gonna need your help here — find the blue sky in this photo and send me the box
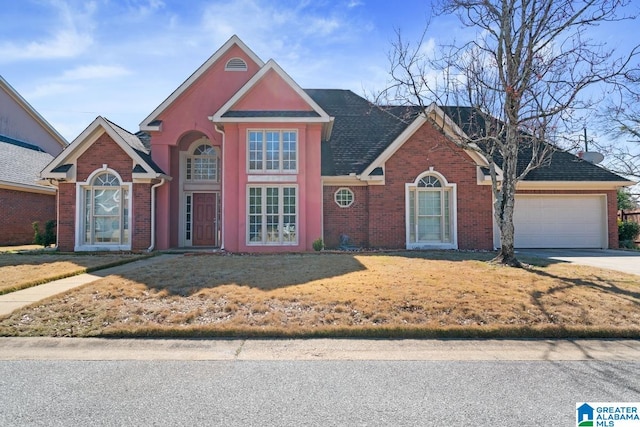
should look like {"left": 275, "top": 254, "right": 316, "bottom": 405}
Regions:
{"left": 1, "top": 0, "right": 638, "bottom": 144}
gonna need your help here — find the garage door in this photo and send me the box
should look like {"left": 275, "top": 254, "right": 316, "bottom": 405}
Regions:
{"left": 513, "top": 195, "right": 606, "bottom": 248}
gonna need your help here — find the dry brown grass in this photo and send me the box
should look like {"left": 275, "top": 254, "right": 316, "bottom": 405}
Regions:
{"left": 0, "top": 251, "right": 639, "bottom": 338}
{"left": 0, "top": 253, "right": 147, "bottom": 295}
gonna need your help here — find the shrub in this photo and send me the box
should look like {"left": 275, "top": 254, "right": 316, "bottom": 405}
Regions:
{"left": 33, "top": 220, "right": 57, "bottom": 247}
{"left": 618, "top": 220, "right": 640, "bottom": 248}
{"left": 312, "top": 238, "right": 324, "bottom": 252}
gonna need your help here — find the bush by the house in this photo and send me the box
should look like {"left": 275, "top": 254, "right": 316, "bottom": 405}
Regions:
{"left": 32, "top": 220, "right": 56, "bottom": 247}
{"left": 312, "top": 238, "right": 324, "bottom": 251}
{"left": 618, "top": 219, "right": 640, "bottom": 249}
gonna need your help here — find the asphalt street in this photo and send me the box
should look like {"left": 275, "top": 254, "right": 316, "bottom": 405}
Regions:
{"left": 1, "top": 359, "right": 638, "bottom": 426}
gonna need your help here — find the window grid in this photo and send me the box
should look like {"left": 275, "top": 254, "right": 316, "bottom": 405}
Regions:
{"left": 409, "top": 175, "right": 451, "bottom": 244}
{"left": 334, "top": 188, "right": 354, "bottom": 208}
{"left": 187, "top": 144, "right": 219, "bottom": 182}
{"left": 248, "top": 130, "right": 297, "bottom": 172}
{"left": 248, "top": 186, "right": 297, "bottom": 245}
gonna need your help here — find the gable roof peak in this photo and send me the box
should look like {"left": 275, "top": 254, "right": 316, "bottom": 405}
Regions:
{"left": 140, "top": 35, "right": 264, "bottom": 130}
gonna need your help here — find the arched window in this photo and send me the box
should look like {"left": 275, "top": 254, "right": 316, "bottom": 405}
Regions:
{"left": 186, "top": 144, "right": 220, "bottom": 181}
{"left": 82, "top": 171, "right": 129, "bottom": 246}
{"left": 407, "top": 172, "right": 455, "bottom": 247}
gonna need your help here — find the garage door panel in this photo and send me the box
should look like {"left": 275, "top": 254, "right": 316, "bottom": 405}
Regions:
{"left": 513, "top": 196, "right": 606, "bottom": 248}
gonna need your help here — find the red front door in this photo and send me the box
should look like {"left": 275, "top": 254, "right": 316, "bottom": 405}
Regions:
{"left": 192, "top": 193, "right": 218, "bottom": 246}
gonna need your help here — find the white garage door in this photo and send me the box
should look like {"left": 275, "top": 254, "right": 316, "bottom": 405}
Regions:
{"left": 513, "top": 195, "right": 607, "bottom": 248}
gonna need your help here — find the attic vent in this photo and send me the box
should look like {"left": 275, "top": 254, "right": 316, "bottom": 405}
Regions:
{"left": 225, "top": 57, "right": 248, "bottom": 71}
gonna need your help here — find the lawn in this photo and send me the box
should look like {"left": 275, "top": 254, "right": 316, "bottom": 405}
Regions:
{"left": 0, "top": 251, "right": 638, "bottom": 338}
{"left": 0, "top": 252, "right": 148, "bottom": 295}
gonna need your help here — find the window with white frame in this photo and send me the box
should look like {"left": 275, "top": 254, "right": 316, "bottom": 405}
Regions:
{"left": 186, "top": 144, "right": 220, "bottom": 181}
{"left": 248, "top": 186, "right": 297, "bottom": 244}
{"left": 408, "top": 174, "right": 453, "bottom": 244}
{"left": 248, "top": 130, "right": 297, "bottom": 172}
{"left": 334, "top": 188, "right": 354, "bottom": 208}
{"left": 82, "top": 172, "right": 129, "bottom": 245}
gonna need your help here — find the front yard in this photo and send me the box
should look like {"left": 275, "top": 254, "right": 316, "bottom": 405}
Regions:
{"left": 0, "top": 251, "right": 638, "bottom": 338}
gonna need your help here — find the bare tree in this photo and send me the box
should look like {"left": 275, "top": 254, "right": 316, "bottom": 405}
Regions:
{"left": 380, "top": 0, "right": 638, "bottom": 266}
{"left": 595, "top": 82, "right": 640, "bottom": 185}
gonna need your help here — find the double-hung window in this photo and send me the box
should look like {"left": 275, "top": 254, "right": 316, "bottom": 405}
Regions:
{"left": 248, "top": 130, "right": 297, "bottom": 172}
{"left": 248, "top": 186, "right": 297, "bottom": 245}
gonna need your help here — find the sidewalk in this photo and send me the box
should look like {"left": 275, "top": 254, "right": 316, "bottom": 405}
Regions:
{"left": 0, "top": 254, "right": 177, "bottom": 317}
{"left": 0, "top": 337, "right": 638, "bottom": 361}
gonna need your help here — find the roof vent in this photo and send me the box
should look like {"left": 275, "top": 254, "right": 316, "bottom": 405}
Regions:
{"left": 225, "top": 57, "right": 248, "bottom": 71}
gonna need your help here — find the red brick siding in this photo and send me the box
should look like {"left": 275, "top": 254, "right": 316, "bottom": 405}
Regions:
{"left": 77, "top": 133, "right": 133, "bottom": 182}
{"left": 132, "top": 183, "right": 152, "bottom": 250}
{"left": 516, "top": 189, "right": 619, "bottom": 249}
{"left": 0, "top": 189, "right": 56, "bottom": 245}
{"left": 323, "top": 186, "right": 369, "bottom": 249}
{"left": 369, "top": 122, "right": 494, "bottom": 250}
{"left": 57, "top": 183, "right": 76, "bottom": 251}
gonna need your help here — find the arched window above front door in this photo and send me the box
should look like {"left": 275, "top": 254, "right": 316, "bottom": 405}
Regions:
{"left": 186, "top": 143, "right": 220, "bottom": 182}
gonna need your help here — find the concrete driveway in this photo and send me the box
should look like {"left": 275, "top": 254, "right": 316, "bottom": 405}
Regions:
{"left": 517, "top": 249, "right": 640, "bottom": 276}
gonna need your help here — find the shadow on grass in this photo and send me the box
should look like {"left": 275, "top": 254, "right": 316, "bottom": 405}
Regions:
{"left": 115, "top": 250, "right": 503, "bottom": 296}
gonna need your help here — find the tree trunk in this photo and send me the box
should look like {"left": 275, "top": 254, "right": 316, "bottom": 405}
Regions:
{"left": 492, "top": 125, "right": 523, "bottom": 267}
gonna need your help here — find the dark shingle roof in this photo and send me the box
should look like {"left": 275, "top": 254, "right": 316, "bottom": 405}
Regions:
{"left": 440, "top": 106, "right": 628, "bottom": 182}
{"left": 103, "top": 119, "right": 166, "bottom": 175}
{"left": 305, "top": 89, "right": 419, "bottom": 176}
{"left": 222, "top": 110, "right": 321, "bottom": 118}
{"left": 0, "top": 136, "right": 53, "bottom": 188}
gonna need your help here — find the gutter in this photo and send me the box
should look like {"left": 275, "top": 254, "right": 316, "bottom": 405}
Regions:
{"left": 147, "top": 178, "right": 166, "bottom": 252}
{"left": 214, "top": 124, "right": 226, "bottom": 250}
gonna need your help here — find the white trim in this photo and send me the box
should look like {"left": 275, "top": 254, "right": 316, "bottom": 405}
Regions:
{"left": 74, "top": 168, "right": 133, "bottom": 252}
{"left": 0, "top": 180, "right": 56, "bottom": 194}
{"left": 248, "top": 175, "right": 297, "bottom": 183}
{"left": 334, "top": 187, "right": 355, "bottom": 208}
{"left": 209, "top": 59, "right": 332, "bottom": 123}
{"left": 214, "top": 125, "right": 226, "bottom": 250}
{"left": 516, "top": 180, "right": 633, "bottom": 190}
{"left": 405, "top": 169, "right": 458, "bottom": 250}
{"left": 140, "top": 35, "right": 264, "bottom": 130}
{"left": 322, "top": 176, "right": 368, "bottom": 187}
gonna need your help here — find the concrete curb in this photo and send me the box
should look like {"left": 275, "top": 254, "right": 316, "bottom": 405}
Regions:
{"left": 0, "top": 338, "right": 638, "bottom": 361}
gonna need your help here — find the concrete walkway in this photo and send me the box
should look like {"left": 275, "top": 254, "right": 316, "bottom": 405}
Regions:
{"left": 0, "top": 254, "right": 177, "bottom": 317}
{"left": 0, "top": 337, "right": 638, "bottom": 361}
{"left": 518, "top": 249, "right": 640, "bottom": 276}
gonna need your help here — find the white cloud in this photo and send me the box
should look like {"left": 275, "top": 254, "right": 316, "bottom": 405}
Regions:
{"left": 0, "top": 0, "right": 95, "bottom": 62}
{"left": 61, "top": 65, "right": 131, "bottom": 80}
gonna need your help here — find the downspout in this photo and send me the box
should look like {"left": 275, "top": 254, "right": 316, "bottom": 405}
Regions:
{"left": 214, "top": 124, "right": 226, "bottom": 250}
{"left": 147, "top": 178, "right": 166, "bottom": 252}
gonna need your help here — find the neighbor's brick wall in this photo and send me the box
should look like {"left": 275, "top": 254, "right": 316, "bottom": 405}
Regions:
{"left": 368, "top": 121, "right": 494, "bottom": 250}
{"left": 0, "top": 188, "right": 56, "bottom": 245}
{"left": 323, "top": 186, "right": 369, "bottom": 249}
{"left": 516, "top": 189, "right": 619, "bottom": 249}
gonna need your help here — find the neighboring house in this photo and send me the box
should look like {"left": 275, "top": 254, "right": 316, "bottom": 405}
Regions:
{"left": 0, "top": 76, "right": 67, "bottom": 245}
{"left": 41, "top": 36, "right": 633, "bottom": 252}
